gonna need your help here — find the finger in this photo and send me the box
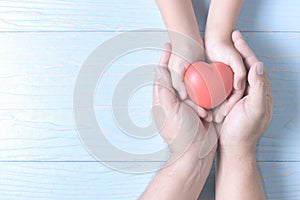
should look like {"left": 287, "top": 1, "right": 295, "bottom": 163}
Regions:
{"left": 153, "top": 44, "right": 178, "bottom": 110}
{"left": 212, "top": 91, "right": 244, "bottom": 123}
{"left": 230, "top": 53, "right": 247, "bottom": 91}
{"left": 232, "top": 30, "right": 259, "bottom": 69}
{"left": 159, "top": 43, "right": 172, "bottom": 68}
{"left": 218, "top": 53, "right": 246, "bottom": 121}
{"left": 184, "top": 99, "right": 212, "bottom": 122}
{"left": 168, "top": 56, "right": 188, "bottom": 100}
{"left": 247, "top": 62, "right": 267, "bottom": 118}
{"left": 224, "top": 85, "right": 245, "bottom": 115}
{"left": 212, "top": 104, "right": 226, "bottom": 123}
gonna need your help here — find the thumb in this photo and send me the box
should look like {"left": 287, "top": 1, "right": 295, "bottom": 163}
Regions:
{"left": 247, "top": 62, "right": 267, "bottom": 118}
{"left": 168, "top": 56, "right": 188, "bottom": 100}
{"left": 153, "top": 44, "right": 178, "bottom": 112}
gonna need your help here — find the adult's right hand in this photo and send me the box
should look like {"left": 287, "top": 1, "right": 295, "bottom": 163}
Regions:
{"left": 215, "top": 31, "right": 273, "bottom": 152}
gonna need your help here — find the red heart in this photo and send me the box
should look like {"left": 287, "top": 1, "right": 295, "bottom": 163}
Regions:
{"left": 184, "top": 62, "right": 233, "bottom": 109}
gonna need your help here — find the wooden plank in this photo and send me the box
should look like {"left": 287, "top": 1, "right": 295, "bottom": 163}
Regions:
{"left": 0, "top": 0, "right": 299, "bottom": 32}
{"left": 0, "top": 161, "right": 215, "bottom": 200}
{"left": 0, "top": 32, "right": 299, "bottom": 161}
{"left": 0, "top": 161, "right": 298, "bottom": 199}
{"left": 259, "top": 162, "right": 300, "bottom": 200}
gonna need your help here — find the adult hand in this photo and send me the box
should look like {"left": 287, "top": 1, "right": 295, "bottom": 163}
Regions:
{"left": 215, "top": 30, "right": 273, "bottom": 152}
{"left": 214, "top": 31, "right": 270, "bottom": 200}
{"left": 140, "top": 43, "right": 218, "bottom": 200}
{"left": 153, "top": 43, "right": 217, "bottom": 161}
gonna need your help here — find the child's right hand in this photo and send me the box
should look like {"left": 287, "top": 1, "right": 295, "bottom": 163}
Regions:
{"left": 205, "top": 35, "right": 246, "bottom": 122}
{"left": 215, "top": 31, "right": 273, "bottom": 152}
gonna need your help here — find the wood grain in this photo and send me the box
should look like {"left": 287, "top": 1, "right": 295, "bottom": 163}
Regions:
{"left": 0, "top": 162, "right": 297, "bottom": 200}
{"left": 0, "top": 0, "right": 299, "bottom": 31}
{"left": 0, "top": 1, "right": 299, "bottom": 199}
{"left": 0, "top": 32, "right": 299, "bottom": 162}
{"left": 0, "top": 161, "right": 215, "bottom": 200}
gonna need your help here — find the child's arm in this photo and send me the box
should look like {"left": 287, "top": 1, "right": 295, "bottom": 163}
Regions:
{"left": 156, "top": 0, "right": 205, "bottom": 100}
{"left": 204, "top": 0, "right": 246, "bottom": 122}
{"left": 156, "top": 0, "right": 203, "bottom": 47}
{"left": 205, "top": 0, "right": 244, "bottom": 44}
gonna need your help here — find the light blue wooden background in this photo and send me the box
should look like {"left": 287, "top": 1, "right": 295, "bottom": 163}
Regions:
{"left": 0, "top": 0, "right": 299, "bottom": 199}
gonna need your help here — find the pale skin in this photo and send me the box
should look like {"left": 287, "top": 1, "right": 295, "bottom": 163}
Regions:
{"left": 155, "top": 0, "right": 246, "bottom": 123}
{"left": 141, "top": 31, "right": 273, "bottom": 200}
{"left": 205, "top": 0, "right": 246, "bottom": 122}
{"left": 144, "top": 1, "right": 271, "bottom": 199}
{"left": 155, "top": 0, "right": 208, "bottom": 120}
{"left": 215, "top": 30, "right": 273, "bottom": 200}
{"left": 140, "top": 43, "right": 218, "bottom": 200}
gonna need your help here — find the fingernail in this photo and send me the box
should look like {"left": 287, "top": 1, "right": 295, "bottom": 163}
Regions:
{"left": 256, "top": 63, "right": 264, "bottom": 75}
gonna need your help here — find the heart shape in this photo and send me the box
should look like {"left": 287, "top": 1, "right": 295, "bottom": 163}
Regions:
{"left": 184, "top": 61, "right": 233, "bottom": 109}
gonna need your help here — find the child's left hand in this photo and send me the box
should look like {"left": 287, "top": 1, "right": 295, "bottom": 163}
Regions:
{"left": 205, "top": 39, "right": 246, "bottom": 122}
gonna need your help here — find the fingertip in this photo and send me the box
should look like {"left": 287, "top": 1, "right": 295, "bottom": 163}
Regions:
{"left": 234, "top": 76, "right": 245, "bottom": 91}
{"left": 248, "top": 62, "right": 265, "bottom": 88}
{"left": 164, "top": 43, "right": 172, "bottom": 53}
{"left": 232, "top": 30, "right": 243, "bottom": 42}
{"left": 179, "top": 89, "right": 187, "bottom": 100}
{"left": 205, "top": 112, "right": 213, "bottom": 122}
{"left": 256, "top": 62, "right": 264, "bottom": 75}
{"left": 184, "top": 99, "right": 209, "bottom": 119}
{"left": 247, "top": 64, "right": 267, "bottom": 117}
{"left": 214, "top": 114, "right": 224, "bottom": 123}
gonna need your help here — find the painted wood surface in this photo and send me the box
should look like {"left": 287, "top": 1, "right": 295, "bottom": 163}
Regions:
{"left": 0, "top": 0, "right": 299, "bottom": 31}
{"left": 0, "top": 0, "right": 299, "bottom": 199}
{"left": 0, "top": 162, "right": 298, "bottom": 199}
{"left": 0, "top": 32, "right": 299, "bottom": 162}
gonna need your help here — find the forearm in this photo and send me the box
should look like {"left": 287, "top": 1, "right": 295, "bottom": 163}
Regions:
{"left": 140, "top": 149, "right": 216, "bottom": 200}
{"left": 205, "top": 0, "right": 244, "bottom": 44}
{"left": 156, "top": 0, "right": 203, "bottom": 48}
{"left": 216, "top": 147, "right": 266, "bottom": 200}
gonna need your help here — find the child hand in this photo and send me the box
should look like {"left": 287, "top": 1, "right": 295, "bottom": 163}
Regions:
{"left": 205, "top": 38, "right": 247, "bottom": 122}
{"left": 153, "top": 43, "right": 217, "bottom": 160}
{"left": 215, "top": 31, "right": 273, "bottom": 152}
{"left": 167, "top": 41, "right": 206, "bottom": 100}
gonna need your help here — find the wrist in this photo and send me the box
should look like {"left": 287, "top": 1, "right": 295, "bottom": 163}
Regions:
{"left": 204, "top": 32, "right": 232, "bottom": 50}
{"left": 167, "top": 144, "right": 217, "bottom": 176}
{"left": 168, "top": 28, "right": 204, "bottom": 61}
{"left": 170, "top": 41, "right": 206, "bottom": 63}
{"left": 163, "top": 147, "right": 216, "bottom": 192}
{"left": 218, "top": 145, "right": 257, "bottom": 162}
